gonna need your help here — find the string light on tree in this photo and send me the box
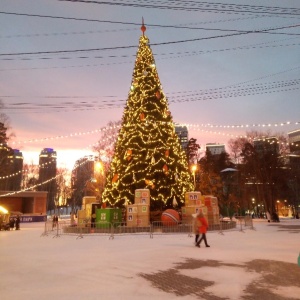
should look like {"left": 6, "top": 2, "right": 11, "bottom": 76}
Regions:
{"left": 102, "top": 20, "right": 193, "bottom": 209}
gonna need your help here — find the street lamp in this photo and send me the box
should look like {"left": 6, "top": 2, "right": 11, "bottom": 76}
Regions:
{"left": 95, "top": 161, "right": 104, "bottom": 175}
{"left": 94, "top": 160, "right": 105, "bottom": 200}
{"left": 191, "top": 164, "right": 197, "bottom": 190}
{"left": 277, "top": 200, "right": 280, "bottom": 213}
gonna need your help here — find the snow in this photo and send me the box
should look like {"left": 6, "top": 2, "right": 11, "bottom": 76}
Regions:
{"left": 1, "top": 219, "right": 299, "bottom": 300}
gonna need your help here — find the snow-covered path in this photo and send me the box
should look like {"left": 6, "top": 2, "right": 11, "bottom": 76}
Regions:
{"left": 1, "top": 219, "right": 299, "bottom": 300}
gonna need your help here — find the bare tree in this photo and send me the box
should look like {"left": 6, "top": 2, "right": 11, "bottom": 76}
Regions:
{"left": 228, "top": 130, "right": 289, "bottom": 215}
{"left": 186, "top": 138, "right": 200, "bottom": 165}
{"left": 92, "top": 120, "right": 121, "bottom": 171}
{"left": 0, "top": 100, "right": 15, "bottom": 141}
{"left": 22, "top": 162, "right": 39, "bottom": 190}
{"left": 228, "top": 130, "right": 288, "bottom": 163}
{"left": 56, "top": 168, "right": 72, "bottom": 208}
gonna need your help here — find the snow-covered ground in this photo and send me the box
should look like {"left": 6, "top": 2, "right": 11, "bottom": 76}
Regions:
{"left": 1, "top": 219, "right": 300, "bottom": 300}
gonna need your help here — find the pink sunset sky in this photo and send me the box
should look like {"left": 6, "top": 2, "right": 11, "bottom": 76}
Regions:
{"left": 1, "top": 0, "right": 299, "bottom": 170}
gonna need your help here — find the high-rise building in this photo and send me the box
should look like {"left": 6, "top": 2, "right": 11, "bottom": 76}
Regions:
{"left": 71, "top": 155, "right": 99, "bottom": 208}
{"left": 6, "top": 149, "right": 23, "bottom": 191}
{"left": 288, "top": 129, "right": 300, "bottom": 172}
{"left": 288, "top": 129, "right": 300, "bottom": 155}
{"left": 206, "top": 143, "right": 225, "bottom": 155}
{"left": 38, "top": 148, "right": 57, "bottom": 212}
{"left": 253, "top": 137, "right": 279, "bottom": 156}
{"left": 72, "top": 155, "right": 96, "bottom": 188}
{"left": 175, "top": 124, "right": 189, "bottom": 151}
{"left": 287, "top": 129, "right": 300, "bottom": 215}
{"left": 0, "top": 143, "right": 12, "bottom": 191}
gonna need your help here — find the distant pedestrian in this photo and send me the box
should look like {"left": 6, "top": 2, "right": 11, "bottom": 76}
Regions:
{"left": 15, "top": 216, "right": 20, "bottom": 230}
{"left": 192, "top": 213, "right": 201, "bottom": 246}
{"left": 195, "top": 212, "right": 210, "bottom": 248}
{"left": 272, "top": 212, "right": 280, "bottom": 222}
{"left": 91, "top": 213, "right": 96, "bottom": 228}
{"left": 266, "top": 211, "right": 271, "bottom": 223}
{"left": 9, "top": 217, "right": 15, "bottom": 230}
{"left": 70, "top": 212, "right": 76, "bottom": 226}
{"left": 52, "top": 215, "right": 56, "bottom": 229}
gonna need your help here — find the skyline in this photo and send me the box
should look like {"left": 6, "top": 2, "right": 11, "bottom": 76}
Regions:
{"left": 1, "top": 0, "right": 300, "bottom": 170}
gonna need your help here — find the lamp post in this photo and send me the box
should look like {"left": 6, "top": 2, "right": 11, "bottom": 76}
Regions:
{"left": 252, "top": 198, "right": 255, "bottom": 217}
{"left": 94, "top": 160, "right": 104, "bottom": 200}
{"left": 191, "top": 164, "right": 197, "bottom": 191}
{"left": 95, "top": 161, "right": 104, "bottom": 175}
{"left": 277, "top": 200, "right": 280, "bottom": 213}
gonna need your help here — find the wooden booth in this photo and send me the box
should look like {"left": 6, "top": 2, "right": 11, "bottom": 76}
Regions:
{"left": 0, "top": 191, "right": 47, "bottom": 222}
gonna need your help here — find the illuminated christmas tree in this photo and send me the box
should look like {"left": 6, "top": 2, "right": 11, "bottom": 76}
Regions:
{"left": 102, "top": 21, "right": 193, "bottom": 209}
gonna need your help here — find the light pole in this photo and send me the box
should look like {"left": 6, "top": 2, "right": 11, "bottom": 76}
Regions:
{"left": 284, "top": 200, "right": 287, "bottom": 217}
{"left": 252, "top": 198, "right": 255, "bottom": 216}
{"left": 94, "top": 160, "right": 104, "bottom": 200}
{"left": 95, "top": 161, "right": 104, "bottom": 175}
{"left": 191, "top": 164, "right": 197, "bottom": 191}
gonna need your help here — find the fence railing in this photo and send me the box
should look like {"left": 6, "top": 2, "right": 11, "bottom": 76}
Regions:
{"left": 41, "top": 216, "right": 254, "bottom": 239}
{"left": 150, "top": 221, "right": 192, "bottom": 238}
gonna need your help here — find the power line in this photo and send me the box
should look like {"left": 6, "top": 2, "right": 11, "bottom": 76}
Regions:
{"left": 2, "top": 10, "right": 299, "bottom": 35}
{"left": 0, "top": 15, "right": 268, "bottom": 39}
{"left": 0, "top": 11, "right": 275, "bottom": 32}
{"left": 2, "top": 78, "right": 299, "bottom": 99}
{"left": 1, "top": 23, "right": 299, "bottom": 57}
{"left": 2, "top": 37, "right": 299, "bottom": 62}
{"left": 2, "top": 81, "right": 299, "bottom": 113}
{"left": 58, "top": 0, "right": 300, "bottom": 16}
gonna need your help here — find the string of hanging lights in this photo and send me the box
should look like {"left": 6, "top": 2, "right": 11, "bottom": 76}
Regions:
{"left": 0, "top": 159, "right": 56, "bottom": 180}
{"left": 1, "top": 120, "right": 298, "bottom": 148}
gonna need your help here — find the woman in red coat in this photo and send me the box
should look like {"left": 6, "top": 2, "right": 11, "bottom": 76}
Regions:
{"left": 196, "top": 212, "right": 210, "bottom": 248}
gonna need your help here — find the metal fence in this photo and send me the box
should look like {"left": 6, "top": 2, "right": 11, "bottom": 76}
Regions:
{"left": 41, "top": 216, "right": 254, "bottom": 239}
{"left": 150, "top": 221, "right": 193, "bottom": 238}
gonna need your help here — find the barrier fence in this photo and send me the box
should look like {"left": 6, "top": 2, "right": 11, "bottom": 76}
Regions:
{"left": 41, "top": 216, "right": 255, "bottom": 239}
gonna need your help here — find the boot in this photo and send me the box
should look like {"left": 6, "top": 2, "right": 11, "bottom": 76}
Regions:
{"left": 203, "top": 234, "right": 210, "bottom": 247}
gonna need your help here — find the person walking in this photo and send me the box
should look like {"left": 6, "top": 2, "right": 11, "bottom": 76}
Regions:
{"left": 266, "top": 210, "right": 271, "bottom": 223}
{"left": 192, "top": 213, "right": 201, "bottom": 246}
{"left": 15, "top": 215, "right": 20, "bottom": 230}
{"left": 196, "top": 212, "right": 210, "bottom": 248}
{"left": 9, "top": 217, "right": 15, "bottom": 230}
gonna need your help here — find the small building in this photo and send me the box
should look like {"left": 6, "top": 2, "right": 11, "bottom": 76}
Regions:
{"left": 0, "top": 191, "right": 47, "bottom": 222}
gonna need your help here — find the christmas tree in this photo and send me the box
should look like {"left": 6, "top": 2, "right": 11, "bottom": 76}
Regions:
{"left": 102, "top": 21, "right": 193, "bottom": 210}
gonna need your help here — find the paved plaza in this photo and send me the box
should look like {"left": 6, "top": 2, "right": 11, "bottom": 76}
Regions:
{"left": 1, "top": 219, "right": 300, "bottom": 300}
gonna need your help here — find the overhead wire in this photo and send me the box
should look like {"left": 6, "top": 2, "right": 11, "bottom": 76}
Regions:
{"left": 0, "top": 15, "right": 271, "bottom": 40}
{"left": 0, "top": 11, "right": 278, "bottom": 33}
{"left": 58, "top": 0, "right": 300, "bottom": 16}
{"left": 2, "top": 35, "right": 300, "bottom": 63}
{"left": 1, "top": 21, "right": 299, "bottom": 57}
{"left": 3, "top": 11, "right": 296, "bottom": 33}
{"left": 2, "top": 78, "right": 299, "bottom": 113}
